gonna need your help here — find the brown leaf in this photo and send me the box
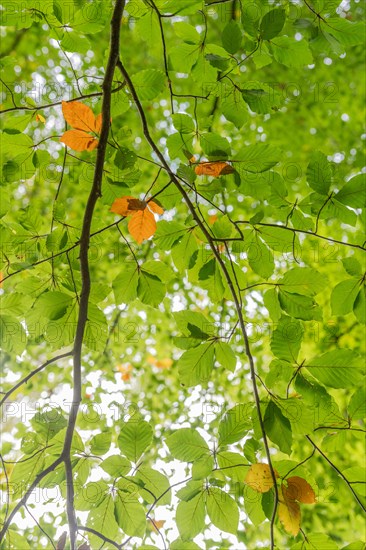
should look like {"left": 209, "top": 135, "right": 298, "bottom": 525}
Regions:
{"left": 245, "top": 463, "right": 278, "bottom": 493}
{"left": 284, "top": 476, "right": 316, "bottom": 504}
{"left": 195, "top": 161, "right": 235, "bottom": 177}
{"left": 278, "top": 486, "right": 301, "bottom": 536}
{"left": 77, "top": 543, "right": 91, "bottom": 550}
{"left": 56, "top": 531, "right": 67, "bottom": 550}
{"left": 128, "top": 209, "right": 157, "bottom": 244}
{"left": 60, "top": 130, "right": 99, "bottom": 152}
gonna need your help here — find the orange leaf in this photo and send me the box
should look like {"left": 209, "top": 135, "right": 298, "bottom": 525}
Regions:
{"left": 147, "top": 200, "right": 164, "bottom": 215}
{"left": 62, "top": 101, "right": 99, "bottom": 133}
{"left": 128, "top": 209, "right": 157, "bottom": 244}
{"left": 117, "top": 363, "right": 133, "bottom": 382}
{"left": 245, "top": 463, "right": 279, "bottom": 493}
{"left": 151, "top": 519, "right": 165, "bottom": 532}
{"left": 110, "top": 196, "right": 140, "bottom": 216}
{"left": 194, "top": 161, "right": 235, "bottom": 177}
{"left": 284, "top": 477, "right": 316, "bottom": 504}
{"left": 278, "top": 486, "right": 301, "bottom": 536}
{"left": 60, "top": 130, "right": 99, "bottom": 152}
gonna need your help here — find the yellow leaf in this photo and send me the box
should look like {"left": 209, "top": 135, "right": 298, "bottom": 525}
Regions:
{"left": 195, "top": 161, "right": 235, "bottom": 177}
{"left": 128, "top": 209, "right": 157, "bottom": 244}
{"left": 285, "top": 476, "right": 316, "bottom": 504}
{"left": 60, "top": 130, "right": 99, "bottom": 152}
{"left": 278, "top": 486, "right": 301, "bottom": 536}
{"left": 245, "top": 463, "right": 278, "bottom": 493}
{"left": 35, "top": 113, "right": 46, "bottom": 123}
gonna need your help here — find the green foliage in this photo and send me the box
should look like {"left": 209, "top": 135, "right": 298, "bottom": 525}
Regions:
{"left": 0, "top": 0, "right": 365, "bottom": 548}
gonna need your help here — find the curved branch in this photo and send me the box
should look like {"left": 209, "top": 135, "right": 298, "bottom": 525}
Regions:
{"left": 0, "top": 352, "right": 73, "bottom": 408}
{"left": 116, "top": 57, "right": 279, "bottom": 550}
{"left": 59, "top": 2, "right": 126, "bottom": 549}
{"left": 306, "top": 435, "right": 366, "bottom": 512}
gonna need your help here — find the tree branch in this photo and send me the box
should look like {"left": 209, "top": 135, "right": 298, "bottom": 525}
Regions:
{"left": 59, "top": 2, "right": 126, "bottom": 549}
{"left": 0, "top": 352, "right": 73, "bottom": 408}
{"left": 306, "top": 435, "right": 366, "bottom": 512}
{"left": 116, "top": 57, "right": 279, "bottom": 550}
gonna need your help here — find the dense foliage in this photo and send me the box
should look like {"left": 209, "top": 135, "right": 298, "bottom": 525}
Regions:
{"left": 0, "top": 0, "right": 365, "bottom": 549}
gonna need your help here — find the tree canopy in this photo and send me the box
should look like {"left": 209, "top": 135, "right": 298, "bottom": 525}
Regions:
{"left": 0, "top": 0, "right": 365, "bottom": 549}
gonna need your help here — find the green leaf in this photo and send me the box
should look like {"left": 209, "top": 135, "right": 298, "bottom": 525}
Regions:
{"left": 118, "top": 420, "right": 153, "bottom": 462}
{"left": 177, "top": 342, "right": 215, "bottom": 386}
{"left": 154, "top": 220, "right": 187, "bottom": 249}
{"left": 176, "top": 492, "right": 205, "bottom": 540}
{"left": 260, "top": 9, "right": 286, "bottom": 40}
{"left": 264, "top": 288, "right": 282, "bottom": 322}
{"left": 138, "top": 270, "right": 166, "bottom": 307}
{"left": 235, "top": 144, "right": 280, "bottom": 173}
{"left": 271, "top": 36, "right": 313, "bottom": 68}
{"left": 206, "top": 488, "right": 239, "bottom": 535}
{"left": 115, "top": 491, "right": 146, "bottom": 538}
{"left": 135, "top": 467, "right": 171, "bottom": 505}
{"left": 241, "top": 83, "right": 282, "bottom": 114}
{"left": 172, "top": 113, "right": 195, "bottom": 134}
{"left": 291, "top": 533, "right": 339, "bottom": 549}
{"left": 306, "top": 349, "right": 365, "bottom": 389}
{"left": 0, "top": 315, "right": 26, "bottom": 354}
{"left": 218, "top": 404, "right": 251, "bottom": 446}
{"left": 200, "top": 133, "right": 231, "bottom": 160}
{"left": 33, "top": 291, "right": 74, "bottom": 320}
{"left": 192, "top": 454, "right": 214, "bottom": 480}
{"left": 259, "top": 224, "right": 297, "bottom": 252}
{"left": 90, "top": 431, "right": 111, "bottom": 456}
{"left": 166, "top": 428, "right": 210, "bottom": 461}
{"left": 114, "top": 147, "right": 137, "bottom": 170}
{"left": 278, "top": 290, "right": 322, "bottom": 321}
{"left": 342, "top": 257, "right": 362, "bottom": 277}
{"left": 348, "top": 387, "right": 366, "bottom": 420}
{"left": 222, "top": 20, "right": 242, "bottom": 54}
{"left": 243, "top": 439, "right": 260, "bottom": 463}
{"left": 214, "top": 340, "right": 237, "bottom": 373}
{"left": 264, "top": 401, "right": 292, "bottom": 455}
{"left": 306, "top": 151, "right": 333, "bottom": 195}
{"left": 244, "top": 230, "right": 275, "bottom": 279}
{"left": 241, "top": 2, "right": 260, "bottom": 36}
{"left": 174, "top": 21, "right": 201, "bottom": 44}
{"left": 100, "top": 455, "right": 131, "bottom": 477}
{"left": 279, "top": 267, "right": 327, "bottom": 296}
{"left": 354, "top": 286, "right": 366, "bottom": 324}
{"left": 331, "top": 278, "right": 360, "bottom": 315}
{"left": 172, "top": 231, "right": 198, "bottom": 271}
{"left": 171, "top": 539, "right": 202, "bottom": 550}
{"left": 271, "top": 316, "right": 303, "bottom": 363}
{"left": 335, "top": 174, "right": 366, "bottom": 209}
{"left": 132, "top": 69, "right": 165, "bottom": 100}
{"left": 217, "top": 451, "right": 250, "bottom": 482}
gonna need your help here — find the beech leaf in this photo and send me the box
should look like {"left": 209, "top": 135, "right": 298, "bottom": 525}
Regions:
{"left": 194, "top": 161, "right": 235, "bottom": 177}
{"left": 245, "top": 463, "right": 278, "bottom": 493}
